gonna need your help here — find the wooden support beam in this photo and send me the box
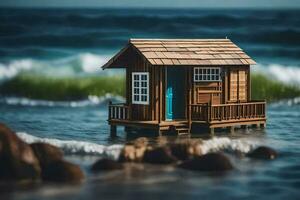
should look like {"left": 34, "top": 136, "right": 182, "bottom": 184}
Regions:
{"left": 241, "top": 125, "right": 247, "bottom": 129}
{"left": 157, "top": 127, "right": 162, "bottom": 137}
{"left": 230, "top": 126, "right": 235, "bottom": 134}
{"left": 260, "top": 123, "right": 266, "bottom": 128}
{"left": 209, "top": 127, "right": 214, "bottom": 136}
{"left": 110, "top": 125, "right": 117, "bottom": 137}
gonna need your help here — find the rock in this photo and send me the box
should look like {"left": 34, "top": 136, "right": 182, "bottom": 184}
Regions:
{"left": 0, "top": 123, "right": 41, "bottom": 181}
{"left": 178, "top": 153, "right": 233, "bottom": 171}
{"left": 91, "top": 158, "right": 123, "bottom": 171}
{"left": 42, "top": 160, "right": 84, "bottom": 183}
{"left": 30, "top": 142, "right": 63, "bottom": 168}
{"left": 118, "top": 144, "right": 136, "bottom": 162}
{"left": 247, "top": 146, "right": 277, "bottom": 160}
{"left": 118, "top": 137, "right": 148, "bottom": 162}
{"left": 133, "top": 137, "right": 148, "bottom": 148}
{"left": 170, "top": 140, "right": 203, "bottom": 161}
{"left": 143, "top": 146, "right": 177, "bottom": 164}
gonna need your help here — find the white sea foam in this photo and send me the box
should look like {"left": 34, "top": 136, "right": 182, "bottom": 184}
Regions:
{"left": 0, "top": 53, "right": 118, "bottom": 80}
{"left": 200, "top": 137, "right": 260, "bottom": 154}
{"left": 16, "top": 131, "right": 259, "bottom": 161}
{"left": 0, "top": 59, "right": 34, "bottom": 80}
{"left": 16, "top": 132, "right": 123, "bottom": 160}
{"left": 0, "top": 94, "right": 125, "bottom": 107}
{"left": 255, "top": 63, "right": 300, "bottom": 85}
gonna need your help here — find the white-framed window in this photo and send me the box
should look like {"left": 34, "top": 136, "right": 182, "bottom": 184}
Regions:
{"left": 132, "top": 72, "right": 149, "bottom": 105}
{"left": 194, "top": 67, "right": 221, "bottom": 82}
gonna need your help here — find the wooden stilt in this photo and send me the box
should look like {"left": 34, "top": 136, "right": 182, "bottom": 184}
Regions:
{"left": 110, "top": 125, "right": 117, "bottom": 137}
{"left": 255, "top": 123, "right": 260, "bottom": 128}
{"left": 230, "top": 126, "right": 235, "bottom": 134}
{"left": 210, "top": 128, "right": 214, "bottom": 136}
{"left": 260, "top": 123, "right": 266, "bottom": 128}
{"left": 124, "top": 126, "right": 131, "bottom": 133}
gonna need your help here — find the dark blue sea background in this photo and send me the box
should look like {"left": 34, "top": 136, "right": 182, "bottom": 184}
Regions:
{"left": 0, "top": 8, "right": 300, "bottom": 200}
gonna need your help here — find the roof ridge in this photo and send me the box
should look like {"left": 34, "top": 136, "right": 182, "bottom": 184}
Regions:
{"left": 130, "top": 38, "right": 230, "bottom": 41}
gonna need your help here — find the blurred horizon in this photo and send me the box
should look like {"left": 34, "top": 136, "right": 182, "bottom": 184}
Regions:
{"left": 1, "top": 0, "right": 300, "bottom": 9}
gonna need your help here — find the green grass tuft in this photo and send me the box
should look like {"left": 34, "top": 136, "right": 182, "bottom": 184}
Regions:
{"left": 251, "top": 73, "right": 300, "bottom": 101}
{"left": 0, "top": 74, "right": 125, "bottom": 101}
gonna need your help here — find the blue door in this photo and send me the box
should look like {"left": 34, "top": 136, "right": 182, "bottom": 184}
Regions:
{"left": 166, "top": 86, "right": 173, "bottom": 120}
{"left": 166, "top": 68, "right": 185, "bottom": 120}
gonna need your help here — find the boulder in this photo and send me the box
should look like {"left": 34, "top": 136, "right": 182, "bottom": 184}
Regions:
{"left": 118, "top": 137, "right": 148, "bottom": 162}
{"left": 170, "top": 140, "right": 203, "bottom": 161}
{"left": 91, "top": 158, "right": 123, "bottom": 171}
{"left": 0, "top": 123, "right": 41, "bottom": 181}
{"left": 178, "top": 153, "right": 233, "bottom": 172}
{"left": 118, "top": 144, "right": 136, "bottom": 162}
{"left": 247, "top": 146, "right": 277, "bottom": 160}
{"left": 143, "top": 146, "right": 177, "bottom": 164}
{"left": 30, "top": 142, "right": 63, "bottom": 168}
{"left": 42, "top": 160, "right": 84, "bottom": 183}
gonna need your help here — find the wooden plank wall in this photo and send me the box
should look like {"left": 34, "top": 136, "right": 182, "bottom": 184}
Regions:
{"left": 192, "top": 67, "right": 222, "bottom": 105}
{"left": 191, "top": 65, "right": 250, "bottom": 105}
{"left": 127, "top": 49, "right": 152, "bottom": 121}
{"left": 126, "top": 47, "right": 166, "bottom": 122}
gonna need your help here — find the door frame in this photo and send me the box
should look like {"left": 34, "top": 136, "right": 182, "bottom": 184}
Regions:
{"left": 165, "top": 67, "right": 186, "bottom": 121}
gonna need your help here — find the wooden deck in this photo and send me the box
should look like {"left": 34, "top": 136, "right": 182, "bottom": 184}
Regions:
{"left": 108, "top": 101, "right": 266, "bottom": 136}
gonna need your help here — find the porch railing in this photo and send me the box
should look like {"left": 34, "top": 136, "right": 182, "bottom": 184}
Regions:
{"left": 189, "top": 101, "right": 266, "bottom": 123}
{"left": 108, "top": 101, "right": 130, "bottom": 120}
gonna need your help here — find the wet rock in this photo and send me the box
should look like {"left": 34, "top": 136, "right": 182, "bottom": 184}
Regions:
{"left": 178, "top": 153, "right": 233, "bottom": 171}
{"left": 143, "top": 146, "right": 177, "bottom": 164}
{"left": 91, "top": 158, "right": 123, "bottom": 171}
{"left": 118, "top": 144, "right": 136, "bottom": 162}
{"left": 118, "top": 137, "right": 148, "bottom": 162}
{"left": 42, "top": 160, "right": 84, "bottom": 183}
{"left": 170, "top": 140, "right": 203, "bottom": 161}
{"left": 30, "top": 142, "right": 63, "bottom": 168}
{"left": 133, "top": 137, "right": 148, "bottom": 148}
{"left": 247, "top": 146, "right": 277, "bottom": 160}
{"left": 0, "top": 123, "right": 41, "bottom": 181}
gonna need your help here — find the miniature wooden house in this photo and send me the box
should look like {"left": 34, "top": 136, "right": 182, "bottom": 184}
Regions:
{"left": 102, "top": 39, "right": 266, "bottom": 136}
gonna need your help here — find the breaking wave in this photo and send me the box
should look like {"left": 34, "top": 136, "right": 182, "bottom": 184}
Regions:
{"left": 16, "top": 131, "right": 261, "bottom": 160}
{"left": 16, "top": 132, "right": 123, "bottom": 160}
{"left": 200, "top": 137, "right": 261, "bottom": 154}
{"left": 0, "top": 53, "right": 112, "bottom": 80}
{"left": 0, "top": 95, "right": 124, "bottom": 107}
{"left": 255, "top": 63, "right": 300, "bottom": 85}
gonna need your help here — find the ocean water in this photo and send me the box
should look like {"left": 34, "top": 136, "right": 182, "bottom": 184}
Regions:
{"left": 0, "top": 8, "right": 300, "bottom": 200}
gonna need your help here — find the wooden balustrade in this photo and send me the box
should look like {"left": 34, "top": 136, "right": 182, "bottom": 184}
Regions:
{"left": 108, "top": 102, "right": 130, "bottom": 120}
{"left": 189, "top": 101, "right": 266, "bottom": 122}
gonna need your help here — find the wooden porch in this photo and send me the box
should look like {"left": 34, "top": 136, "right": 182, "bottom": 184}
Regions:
{"left": 108, "top": 100, "right": 266, "bottom": 136}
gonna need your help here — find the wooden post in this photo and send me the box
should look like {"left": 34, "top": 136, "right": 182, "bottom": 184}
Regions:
{"left": 157, "top": 127, "right": 162, "bottom": 136}
{"left": 260, "top": 123, "right": 266, "bottom": 128}
{"left": 209, "top": 127, "right": 214, "bottom": 136}
{"left": 110, "top": 125, "right": 117, "bottom": 137}
{"left": 230, "top": 126, "right": 235, "bottom": 134}
{"left": 108, "top": 101, "right": 112, "bottom": 120}
{"left": 241, "top": 125, "right": 247, "bottom": 129}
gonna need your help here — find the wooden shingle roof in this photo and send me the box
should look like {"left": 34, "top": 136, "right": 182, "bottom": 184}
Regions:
{"left": 102, "top": 39, "right": 256, "bottom": 69}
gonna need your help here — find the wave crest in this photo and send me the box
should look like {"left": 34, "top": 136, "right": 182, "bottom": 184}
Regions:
{"left": 16, "top": 132, "right": 123, "bottom": 160}
{"left": 0, "top": 53, "right": 111, "bottom": 80}
{"left": 0, "top": 95, "right": 124, "bottom": 107}
{"left": 16, "top": 132, "right": 260, "bottom": 160}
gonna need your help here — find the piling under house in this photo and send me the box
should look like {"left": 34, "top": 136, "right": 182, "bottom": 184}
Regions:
{"left": 102, "top": 39, "right": 266, "bottom": 136}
